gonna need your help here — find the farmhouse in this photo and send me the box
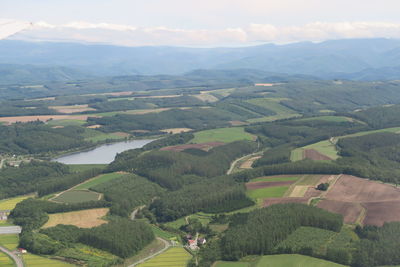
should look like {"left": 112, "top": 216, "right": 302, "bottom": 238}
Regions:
{"left": 188, "top": 239, "right": 198, "bottom": 250}
{"left": 0, "top": 211, "right": 9, "bottom": 221}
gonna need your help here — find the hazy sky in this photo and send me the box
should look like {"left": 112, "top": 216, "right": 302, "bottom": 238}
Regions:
{"left": 1, "top": 0, "right": 400, "bottom": 46}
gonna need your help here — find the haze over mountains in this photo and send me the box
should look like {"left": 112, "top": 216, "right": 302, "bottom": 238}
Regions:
{"left": 1, "top": 38, "right": 400, "bottom": 83}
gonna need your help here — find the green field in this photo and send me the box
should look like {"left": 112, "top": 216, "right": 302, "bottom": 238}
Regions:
{"left": 138, "top": 247, "right": 191, "bottom": 267}
{"left": 246, "top": 98, "right": 300, "bottom": 122}
{"left": 52, "top": 190, "right": 100, "bottom": 203}
{"left": 255, "top": 254, "right": 346, "bottom": 267}
{"left": 68, "top": 164, "right": 107, "bottom": 172}
{"left": 339, "top": 126, "right": 400, "bottom": 139}
{"left": 150, "top": 225, "right": 180, "bottom": 242}
{"left": 0, "top": 252, "right": 14, "bottom": 267}
{"left": 191, "top": 127, "right": 254, "bottom": 143}
{"left": 215, "top": 261, "right": 250, "bottom": 267}
{"left": 47, "top": 119, "right": 86, "bottom": 127}
{"left": 82, "top": 128, "right": 126, "bottom": 142}
{"left": 290, "top": 148, "right": 304, "bottom": 161}
{"left": 295, "top": 175, "right": 324, "bottom": 186}
{"left": 74, "top": 172, "right": 126, "bottom": 190}
{"left": 24, "top": 253, "right": 75, "bottom": 267}
{"left": 165, "top": 213, "right": 212, "bottom": 230}
{"left": 0, "top": 234, "right": 19, "bottom": 250}
{"left": 246, "top": 186, "right": 289, "bottom": 201}
{"left": 251, "top": 176, "right": 300, "bottom": 183}
{"left": 297, "top": 116, "right": 351, "bottom": 123}
{"left": 303, "top": 140, "right": 339, "bottom": 160}
{"left": 0, "top": 195, "right": 33, "bottom": 210}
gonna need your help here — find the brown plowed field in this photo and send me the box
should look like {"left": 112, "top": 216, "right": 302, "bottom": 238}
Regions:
{"left": 325, "top": 175, "right": 400, "bottom": 202}
{"left": 362, "top": 200, "right": 400, "bottom": 226}
{"left": 264, "top": 197, "right": 309, "bottom": 207}
{"left": 317, "top": 200, "right": 363, "bottom": 224}
{"left": 246, "top": 180, "right": 295, "bottom": 190}
{"left": 160, "top": 142, "right": 225, "bottom": 152}
{"left": 304, "top": 149, "right": 332, "bottom": 160}
{"left": 317, "top": 175, "right": 400, "bottom": 225}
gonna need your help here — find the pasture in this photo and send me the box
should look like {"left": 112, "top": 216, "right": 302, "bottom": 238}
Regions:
{"left": 0, "top": 252, "right": 14, "bottom": 267}
{"left": 251, "top": 176, "right": 300, "bottom": 183}
{"left": 303, "top": 140, "right": 338, "bottom": 160}
{"left": 51, "top": 190, "right": 101, "bottom": 203}
{"left": 82, "top": 128, "right": 126, "bottom": 142}
{"left": 246, "top": 186, "right": 289, "bottom": 201}
{"left": 74, "top": 172, "right": 126, "bottom": 190}
{"left": 43, "top": 208, "right": 109, "bottom": 228}
{"left": 246, "top": 98, "right": 300, "bottom": 122}
{"left": 255, "top": 254, "right": 346, "bottom": 267}
{"left": 297, "top": 116, "right": 351, "bottom": 123}
{"left": 137, "top": 247, "right": 191, "bottom": 267}
{"left": 191, "top": 127, "right": 254, "bottom": 143}
{"left": 68, "top": 164, "right": 107, "bottom": 172}
{"left": 47, "top": 119, "right": 86, "bottom": 127}
{"left": 0, "top": 234, "right": 18, "bottom": 250}
{"left": 23, "top": 253, "right": 75, "bottom": 267}
{"left": 0, "top": 195, "right": 33, "bottom": 211}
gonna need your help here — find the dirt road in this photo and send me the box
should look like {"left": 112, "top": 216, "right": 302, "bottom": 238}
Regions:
{"left": 0, "top": 246, "right": 24, "bottom": 267}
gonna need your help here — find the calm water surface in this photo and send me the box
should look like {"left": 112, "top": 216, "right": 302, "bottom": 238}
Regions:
{"left": 53, "top": 139, "right": 154, "bottom": 164}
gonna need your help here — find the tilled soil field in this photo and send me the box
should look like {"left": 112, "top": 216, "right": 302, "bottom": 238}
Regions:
{"left": 304, "top": 149, "right": 332, "bottom": 160}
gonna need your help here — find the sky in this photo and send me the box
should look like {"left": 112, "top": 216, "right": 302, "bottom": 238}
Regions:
{"left": 1, "top": 0, "right": 400, "bottom": 46}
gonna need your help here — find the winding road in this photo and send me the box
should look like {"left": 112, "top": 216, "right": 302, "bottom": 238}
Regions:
{"left": 128, "top": 237, "right": 171, "bottom": 267}
{"left": 0, "top": 245, "right": 24, "bottom": 267}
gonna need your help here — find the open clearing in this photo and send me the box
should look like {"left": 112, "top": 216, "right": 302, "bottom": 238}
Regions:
{"left": 160, "top": 142, "right": 225, "bottom": 152}
{"left": 317, "top": 175, "right": 400, "bottom": 225}
{"left": 246, "top": 180, "right": 295, "bottom": 190}
{"left": 255, "top": 254, "right": 346, "bottom": 267}
{"left": 240, "top": 156, "right": 261, "bottom": 169}
{"left": 246, "top": 98, "right": 301, "bottom": 123}
{"left": 0, "top": 195, "right": 33, "bottom": 210}
{"left": 246, "top": 186, "right": 289, "bottom": 202}
{"left": 0, "top": 115, "right": 96, "bottom": 124}
{"left": 0, "top": 234, "right": 18, "bottom": 250}
{"left": 137, "top": 247, "right": 191, "bottom": 267}
{"left": 43, "top": 208, "right": 109, "bottom": 228}
{"left": 24, "top": 253, "right": 75, "bottom": 267}
{"left": 216, "top": 254, "right": 345, "bottom": 267}
{"left": 52, "top": 190, "right": 101, "bottom": 204}
{"left": 74, "top": 172, "right": 126, "bottom": 190}
{"left": 49, "top": 104, "right": 96, "bottom": 114}
{"left": 191, "top": 127, "right": 254, "bottom": 143}
{"left": 193, "top": 93, "right": 219, "bottom": 102}
{"left": 297, "top": 116, "right": 352, "bottom": 123}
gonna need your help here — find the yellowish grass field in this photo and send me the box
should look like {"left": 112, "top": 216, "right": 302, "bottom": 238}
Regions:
{"left": 0, "top": 252, "right": 14, "bottom": 267}
{"left": 24, "top": 253, "right": 75, "bottom": 267}
{"left": 0, "top": 234, "right": 19, "bottom": 250}
{"left": 43, "top": 208, "right": 109, "bottom": 228}
{"left": 0, "top": 195, "right": 33, "bottom": 210}
{"left": 49, "top": 104, "right": 96, "bottom": 114}
{"left": 138, "top": 247, "right": 192, "bottom": 267}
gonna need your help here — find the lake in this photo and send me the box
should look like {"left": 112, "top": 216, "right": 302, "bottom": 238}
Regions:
{"left": 53, "top": 139, "right": 154, "bottom": 164}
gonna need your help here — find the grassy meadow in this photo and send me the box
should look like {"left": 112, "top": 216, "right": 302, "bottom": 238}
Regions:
{"left": 74, "top": 172, "right": 126, "bottom": 190}
{"left": 52, "top": 190, "right": 100, "bottom": 203}
{"left": 191, "top": 127, "right": 254, "bottom": 143}
{"left": 137, "top": 247, "right": 191, "bottom": 267}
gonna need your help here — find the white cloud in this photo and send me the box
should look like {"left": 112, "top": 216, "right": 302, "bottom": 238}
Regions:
{"left": 1, "top": 19, "right": 400, "bottom": 46}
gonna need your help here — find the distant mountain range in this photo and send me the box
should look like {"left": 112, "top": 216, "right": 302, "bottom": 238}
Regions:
{"left": 0, "top": 38, "right": 399, "bottom": 83}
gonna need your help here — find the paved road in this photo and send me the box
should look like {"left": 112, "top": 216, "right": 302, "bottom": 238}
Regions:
{"left": 0, "top": 226, "right": 22, "bottom": 234}
{"left": 129, "top": 237, "right": 171, "bottom": 267}
{"left": 0, "top": 246, "right": 24, "bottom": 267}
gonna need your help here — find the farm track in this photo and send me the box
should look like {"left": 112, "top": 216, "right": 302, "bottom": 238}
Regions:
{"left": 129, "top": 237, "right": 171, "bottom": 267}
{"left": 0, "top": 245, "right": 24, "bottom": 267}
{"left": 227, "top": 151, "right": 262, "bottom": 175}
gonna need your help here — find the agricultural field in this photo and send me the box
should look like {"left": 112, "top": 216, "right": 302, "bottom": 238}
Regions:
{"left": 74, "top": 172, "right": 126, "bottom": 190}
{"left": 0, "top": 234, "right": 18, "bottom": 250}
{"left": 191, "top": 127, "right": 254, "bottom": 143}
{"left": 150, "top": 225, "right": 180, "bottom": 242}
{"left": 49, "top": 104, "right": 96, "bottom": 114}
{"left": 291, "top": 140, "right": 338, "bottom": 161}
{"left": 215, "top": 261, "right": 250, "bottom": 267}
{"left": 82, "top": 128, "right": 127, "bottom": 142}
{"left": 68, "top": 164, "right": 107, "bottom": 172}
{"left": 0, "top": 252, "right": 14, "bottom": 267}
{"left": 160, "top": 128, "right": 192, "bottom": 134}
{"left": 43, "top": 208, "right": 109, "bottom": 228}
{"left": 46, "top": 119, "right": 86, "bottom": 127}
{"left": 246, "top": 97, "right": 300, "bottom": 122}
{"left": 137, "top": 247, "right": 191, "bottom": 267}
{"left": 317, "top": 175, "right": 400, "bottom": 225}
{"left": 246, "top": 186, "right": 289, "bottom": 202}
{"left": 165, "top": 213, "right": 212, "bottom": 230}
{"left": 254, "top": 254, "right": 346, "bottom": 267}
{"left": 0, "top": 195, "right": 33, "bottom": 210}
{"left": 296, "top": 116, "right": 351, "bottom": 123}
{"left": 23, "top": 253, "right": 75, "bottom": 267}
{"left": 51, "top": 190, "right": 101, "bottom": 204}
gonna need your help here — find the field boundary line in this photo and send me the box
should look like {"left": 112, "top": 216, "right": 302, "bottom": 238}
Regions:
{"left": 128, "top": 237, "right": 171, "bottom": 267}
